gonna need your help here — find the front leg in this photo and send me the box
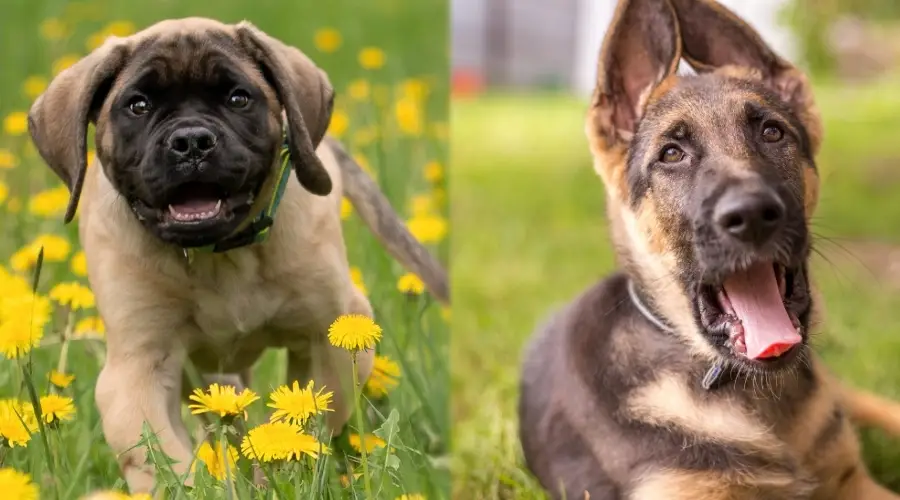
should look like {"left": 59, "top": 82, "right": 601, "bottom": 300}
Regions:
{"left": 627, "top": 470, "right": 815, "bottom": 500}
{"left": 96, "top": 340, "right": 194, "bottom": 494}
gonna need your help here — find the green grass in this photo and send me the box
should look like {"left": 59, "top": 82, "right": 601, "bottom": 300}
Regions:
{"left": 451, "top": 81, "right": 900, "bottom": 498}
{"left": 0, "top": 1, "right": 449, "bottom": 499}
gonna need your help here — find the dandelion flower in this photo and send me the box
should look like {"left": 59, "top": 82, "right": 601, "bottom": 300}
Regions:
{"left": 52, "top": 54, "right": 81, "bottom": 76}
{"left": 74, "top": 316, "right": 105, "bottom": 338}
{"left": 241, "top": 421, "right": 329, "bottom": 462}
{"left": 328, "top": 109, "right": 349, "bottom": 138}
{"left": 49, "top": 370, "right": 74, "bottom": 389}
{"left": 0, "top": 468, "right": 38, "bottom": 500}
{"left": 39, "top": 18, "right": 68, "bottom": 40}
{"left": 407, "top": 214, "right": 448, "bottom": 245}
{"left": 0, "top": 182, "right": 8, "bottom": 206}
{"left": 71, "top": 250, "right": 88, "bottom": 277}
{"left": 22, "top": 76, "right": 48, "bottom": 100}
{"left": 188, "top": 383, "right": 259, "bottom": 418}
{"left": 409, "top": 195, "right": 435, "bottom": 218}
{"left": 192, "top": 440, "right": 238, "bottom": 481}
{"left": 0, "top": 399, "right": 37, "bottom": 447}
{"left": 0, "top": 293, "right": 52, "bottom": 359}
{"left": 327, "top": 314, "right": 382, "bottom": 351}
{"left": 3, "top": 112, "right": 28, "bottom": 136}
{"left": 348, "top": 433, "right": 386, "bottom": 454}
{"left": 394, "top": 96, "right": 423, "bottom": 136}
{"left": 424, "top": 161, "right": 443, "bottom": 183}
{"left": 49, "top": 282, "right": 95, "bottom": 310}
{"left": 29, "top": 185, "right": 70, "bottom": 217}
{"left": 365, "top": 355, "right": 401, "bottom": 398}
{"left": 347, "top": 79, "right": 370, "bottom": 100}
{"left": 396, "top": 495, "right": 426, "bottom": 500}
{"left": 39, "top": 394, "right": 75, "bottom": 424}
{"left": 401, "top": 79, "right": 429, "bottom": 101}
{"left": 358, "top": 47, "right": 386, "bottom": 70}
{"left": 268, "top": 380, "right": 333, "bottom": 426}
{"left": 0, "top": 149, "right": 18, "bottom": 169}
{"left": 350, "top": 267, "right": 368, "bottom": 296}
{"left": 85, "top": 33, "right": 108, "bottom": 51}
{"left": 314, "top": 28, "right": 342, "bottom": 53}
{"left": 341, "top": 197, "right": 353, "bottom": 220}
{"left": 10, "top": 234, "right": 71, "bottom": 271}
{"left": 103, "top": 20, "right": 136, "bottom": 37}
{"left": 397, "top": 273, "right": 425, "bottom": 295}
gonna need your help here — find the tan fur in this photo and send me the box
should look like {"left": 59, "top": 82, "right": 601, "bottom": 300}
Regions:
{"left": 29, "top": 18, "right": 447, "bottom": 495}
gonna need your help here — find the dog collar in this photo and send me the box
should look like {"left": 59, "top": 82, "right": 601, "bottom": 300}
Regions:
{"left": 626, "top": 278, "right": 727, "bottom": 391}
{"left": 183, "top": 132, "right": 293, "bottom": 262}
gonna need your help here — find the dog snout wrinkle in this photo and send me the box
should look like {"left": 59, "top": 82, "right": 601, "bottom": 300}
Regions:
{"left": 168, "top": 126, "right": 218, "bottom": 160}
{"left": 713, "top": 185, "right": 785, "bottom": 246}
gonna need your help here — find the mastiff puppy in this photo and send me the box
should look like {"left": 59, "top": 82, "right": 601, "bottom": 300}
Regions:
{"left": 28, "top": 17, "right": 448, "bottom": 493}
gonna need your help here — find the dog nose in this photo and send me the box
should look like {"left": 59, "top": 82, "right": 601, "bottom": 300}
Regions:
{"left": 168, "top": 127, "right": 217, "bottom": 159}
{"left": 714, "top": 187, "right": 785, "bottom": 245}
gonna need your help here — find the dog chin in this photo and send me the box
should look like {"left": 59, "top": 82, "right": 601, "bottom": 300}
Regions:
{"left": 691, "top": 260, "right": 812, "bottom": 371}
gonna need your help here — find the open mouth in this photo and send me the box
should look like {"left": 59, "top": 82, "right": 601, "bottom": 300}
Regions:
{"left": 696, "top": 262, "right": 810, "bottom": 365}
{"left": 164, "top": 182, "right": 228, "bottom": 224}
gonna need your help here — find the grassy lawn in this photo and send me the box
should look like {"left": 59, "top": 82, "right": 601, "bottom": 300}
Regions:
{"left": 450, "top": 80, "right": 900, "bottom": 498}
{"left": 0, "top": 0, "right": 449, "bottom": 499}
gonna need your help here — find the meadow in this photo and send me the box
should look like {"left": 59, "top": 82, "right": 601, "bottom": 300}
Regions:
{"left": 451, "top": 77, "right": 900, "bottom": 498}
{"left": 0, "top": 1, "right": 450, "bottom": 499}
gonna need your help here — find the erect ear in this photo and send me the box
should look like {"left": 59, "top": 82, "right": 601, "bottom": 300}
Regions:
{"left": 235, "top": 21, "right": 334, "bottom": 196}
{"left": 668, "top": 0, "right": 821, "bottom": 151}
{"left": 28, "top": 37, "right": 131, "bottom": 223}
{"left": 592, "top": 0, "right": 682, "bottom": 146}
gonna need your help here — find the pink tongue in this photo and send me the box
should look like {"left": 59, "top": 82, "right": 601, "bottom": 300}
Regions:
{"left": 171, "top": 198, "right": 218, "bottom": 214}
{"left": 723, "top": 263, "right": 801, "bottom": 360}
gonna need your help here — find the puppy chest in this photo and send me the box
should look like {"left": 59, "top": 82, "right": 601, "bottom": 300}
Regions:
{"left": 190, "top": 282, "right": 287, "bottom": 345}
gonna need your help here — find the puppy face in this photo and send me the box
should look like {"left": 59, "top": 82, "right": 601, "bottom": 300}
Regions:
{"left": 588, "top": 0, "right": 823, "bottom": 371}
{"left": 29, "top": 18, "right": 335, "bottom": 248}
{"left": 101, "top": 34, "right": 282, "bottom": 246}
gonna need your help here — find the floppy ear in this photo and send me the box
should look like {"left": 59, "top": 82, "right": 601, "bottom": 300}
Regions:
{"left": 28, "top": 37, "right": 130, "bottom": 223}
{"left": 592, "top": 0, "right": 682, "bottom": 145}
{"left": 235, "top": 21, "right": 334, "bottom": 196}
{"left": 668, "top": 0, "right": 820, "bottom": 148}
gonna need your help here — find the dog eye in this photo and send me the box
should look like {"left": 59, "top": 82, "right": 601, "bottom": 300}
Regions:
{"left": 761, "top": 122, "right": 784, "bottom": 143}
{"left": 659, "top": 145, "right": 685, "bottom": 164}
{"left": 127, "top": 97, "right": 151, "bottom": 116}
{"left": 227, "top": 90, "right": 251, "bottom": 109}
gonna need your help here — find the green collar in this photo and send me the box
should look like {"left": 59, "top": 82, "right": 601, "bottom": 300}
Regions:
{"left": 183, "top": 135, "right": 292, "bottom": 262}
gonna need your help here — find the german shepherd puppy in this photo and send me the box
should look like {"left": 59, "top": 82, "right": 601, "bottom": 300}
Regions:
{"left": 518, "top": 0, "right": 900, "bottom": 498}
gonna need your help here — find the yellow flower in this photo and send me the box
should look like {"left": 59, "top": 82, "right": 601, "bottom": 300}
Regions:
{"left": 365, "top": 355, "right": 401, "bottom": 398}
{"left": 71, "top": 250, "right": 88, "bottom": 277}
{"left": 0, "top": 182, "right": 8, "bottom": 206}
{"left": 0, "top": 149, "right": 19, "bottom": 170}
{"left": 358, "top": 47, "right": 386, "bottom": 70}
{"left": 52, "top": 54, "right": 81, "bottom": 76}
{"left": 39, "top": 18, "right": 68, "bottom": 41}
{"left": 347, "top": 79, "right": 370, "bottom": 100}
{"left": 348, "top": 433, "right": 386, "bottom": 453}
{"left": 10, "top": 234, "right": 72, "bottom": 271}
{"left": 103, "top": 20, "right": 136, "bottom": 37}
{"left": 29, "top": 185, "right": 70, "bottom": 217}
{"left": 241, "top": 421, "right": 329, "bottom": 462}
{"left": 396, "top": 495, "right": 426, "bottom": 500}
{"left": 328, "top": 109, "right": 349, "bottom": 138}
{"left": 350, "top": 267, "right": 368, "bottom": 296}
{"left": 424, "top": 161, "right": 443, "bottom": 183}
{"left": 407, "top": 214, "right": 448, "bottom": 245}
{"left": 188, "top": 383, "right": 259, "bottom": 418}
{"left": 49, "top": 370, "right": 75, "bottom": 389}
{"left": 441, "top": 306, "right": 451, "bottom": 322}
{"left": 49, "top": 282, "right": 95, "bottom": 310}
{"left": 341, "top": 197, "right": 353, "bottom": 220}
{"left": 22, "top": 76, "right": 48, "bottom": 100}
{"left": 395, "top": 96, "right": 423, "bottom": 136}
{"left": 0, "top": 468, "right": 38, "bottom": 500}
{"left": 313, "top": 28, "right": 342, "bottom": 53}
{"left": 397, "top": 273, "right": 425, "bottom": 295}
{"left": 327, "top": 314, "right": 382, "bottom": 351}
{"left": 409, "top": 194, "right": 436, "bottom": 217}
{"left": 3, "top": 112, "right": 28, "bottom": 136}
{"left": 39, "top": 394, "right": 75, "bottom": 423}
{"left": 74, "top": 316, "right": 105, "bottom": 338}
{"left": 268, "top": 380, "right": 333, "bottom": 426}
{"left": 0, "top": 400, "right": 38, "bottom": 447}
{"left": 400, "top": 79, "right": 429, "bottom": 101}
{"left": 0, "top": 295, "right": 51, "bottom": 359}
{"left": 86, "top": 33, "right": 108, "bottom": 51}
{"left": 193, "top": 440, "right": 238, "bottom": 481}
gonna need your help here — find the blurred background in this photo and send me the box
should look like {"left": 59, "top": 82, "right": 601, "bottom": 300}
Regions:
{"left": 450, "top": 0, "right": 900, "bottom": 498}
{"left": 0, "top": 0, "right": 449, "bottom": 498}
